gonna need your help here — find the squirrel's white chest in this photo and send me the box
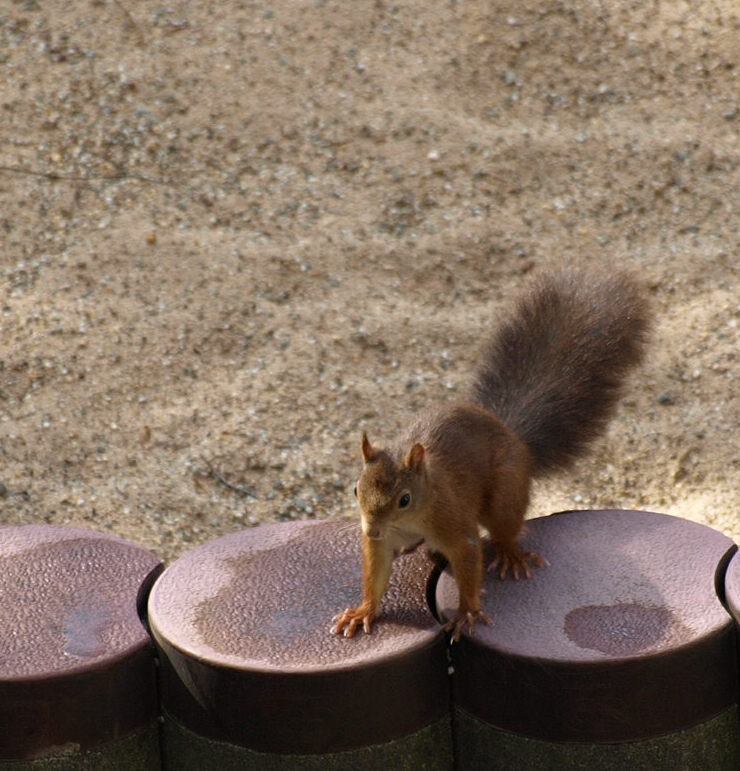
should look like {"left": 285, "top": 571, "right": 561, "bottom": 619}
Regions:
{"left": 390, "top": 515, "right": 444, "bottom": 554}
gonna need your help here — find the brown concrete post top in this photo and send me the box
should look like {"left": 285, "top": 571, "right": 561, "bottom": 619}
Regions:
{"left": 148, "top": 518, "right": 441, "bottom": 673}
{"left": 0, "top": 523, "right": 163, "bottom": 760}
{"left": 439, "top": 509, "right": 734, "bottom": 661}
{"left": 0, "top": 524, "right": 162, "bottom": 681}
{"left": 148, "top": 519, "right": 448, "bottom": 754}
{"left": 435, "top": 509, "right": 738, "bottom": 742}
{"left": 722, "top": 548, "right": 740, "bottom": 623}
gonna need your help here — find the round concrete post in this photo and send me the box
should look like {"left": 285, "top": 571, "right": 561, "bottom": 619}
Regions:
{"left": 0, "top": 524, "right": 163, "bottom": 770}
{"left": 435, "top": 509, "right": 740, "bottom": 771}
{"left": 148, "top": 519, "right": 452, "bottom": 770}
{"left": 720, "top": 547, "right": 740, "bottom": 693}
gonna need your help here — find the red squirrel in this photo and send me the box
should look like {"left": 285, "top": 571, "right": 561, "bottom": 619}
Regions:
{"left": 331, "top": 268, "right": 650, "bottom": 641}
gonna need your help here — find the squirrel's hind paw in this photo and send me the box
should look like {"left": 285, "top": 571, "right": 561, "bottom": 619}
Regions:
{"left": 488, "top": 544, "right": 546, "bottom": 580}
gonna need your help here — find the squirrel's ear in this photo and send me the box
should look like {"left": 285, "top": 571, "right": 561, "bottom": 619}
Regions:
{"left": 403, "top": 443, "right": 425, "bottom": 471}
{"left": 361, "top": 432, "right": 376, "bottom": 463}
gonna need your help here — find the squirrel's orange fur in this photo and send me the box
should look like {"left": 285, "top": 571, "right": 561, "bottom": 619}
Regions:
{"left": 332, "top": 268, "right": 650, "bottom": 641}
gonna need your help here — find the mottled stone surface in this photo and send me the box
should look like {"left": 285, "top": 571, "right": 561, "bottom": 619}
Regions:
{"left": 722, "top": 548, "right": 740, "bottom": 624}
{"left": 149, "top": 520, "right": 449, "bottom": 754}
{"left": 0, "top": 524, "right": 163, "bottom": 761}
{"left": 436, "top": 510, "right": 738, "bottom": 742}
{"left": 149, "top": 519, "right": 439, "bottom": 671}
{"left": 0, "top": 524, "right": 161, "bottom": 679}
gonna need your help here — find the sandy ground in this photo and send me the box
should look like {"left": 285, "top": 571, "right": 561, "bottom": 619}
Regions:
{"left": 1, "top": 1, "right": 739, "bottom": 565}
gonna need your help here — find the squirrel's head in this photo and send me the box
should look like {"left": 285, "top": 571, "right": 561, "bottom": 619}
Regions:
{"left": 354, "top": 432, "right": 426, "bottom": 540}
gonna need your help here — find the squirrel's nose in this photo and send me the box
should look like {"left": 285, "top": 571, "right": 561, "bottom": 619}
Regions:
{"left": 361, "top": 519, "right": 384, "bottom": 540}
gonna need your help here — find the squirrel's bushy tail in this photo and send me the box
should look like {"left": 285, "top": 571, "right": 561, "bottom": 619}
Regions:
{"left": 470, "top": 268, "right": 651, "bottom": 476}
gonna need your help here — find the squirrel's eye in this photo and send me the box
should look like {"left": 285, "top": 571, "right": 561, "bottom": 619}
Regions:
{"left": 399, "top": 492, "right": 411, "bottom": 509}
{"left": 353, "top": 485, "right": 358, "bottom": 498}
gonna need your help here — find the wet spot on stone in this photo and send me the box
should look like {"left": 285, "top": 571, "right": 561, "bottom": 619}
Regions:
{"left": 62, "top": 603, "right": 111, "bottom": 658}
{"left": 564, "top": 603, "right": 681, "bottom": 656}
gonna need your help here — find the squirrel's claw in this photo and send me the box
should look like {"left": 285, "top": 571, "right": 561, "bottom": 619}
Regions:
{"left": 331, "top": 606, "right": 374, "bottom": 637}
{"left": 443, "top": 609, "right": 492, "bottom": 642}
{"left": 489, "top": 546, "right": 546, "bottom": 580}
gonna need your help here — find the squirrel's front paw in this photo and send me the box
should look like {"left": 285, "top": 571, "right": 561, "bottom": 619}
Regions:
{"left": 331, "top": 605, "right": 375, "bottom": 638}
{"left": 443, "top": 609, "right": 491, "bottom": 643}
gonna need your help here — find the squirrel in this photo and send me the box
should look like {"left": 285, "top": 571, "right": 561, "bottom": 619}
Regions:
{"left": 331, "top": 267, "right": 650, "bottom": 641}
